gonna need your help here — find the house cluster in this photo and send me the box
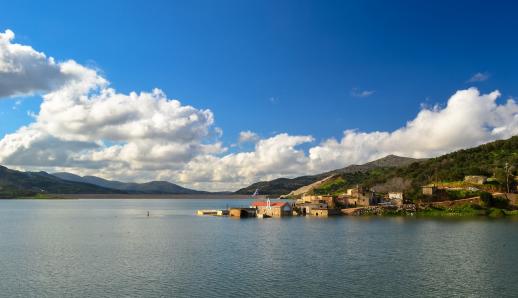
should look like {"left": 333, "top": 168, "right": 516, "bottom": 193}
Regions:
{"left": 198, "top": 185, "right": 408, "bottom": 218}
{"left": 335, "top": 185, "right": 404, "bottom": 207}
{"left": 222, "top": 200, "right": 294, "bottom": 218}
{"left": 290, "top": 186, "right": 405, "bottom": 217}
{"left": 295, "top": 195, "right": 339, "bottom": 216}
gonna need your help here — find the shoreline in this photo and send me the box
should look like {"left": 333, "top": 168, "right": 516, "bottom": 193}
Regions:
{"left": 0, "top": 194, "right": 256, "bottom": 200}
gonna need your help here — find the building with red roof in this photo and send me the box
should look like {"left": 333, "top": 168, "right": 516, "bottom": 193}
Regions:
{"left": 250, "top": 200, "right": 292, "bottom": 217}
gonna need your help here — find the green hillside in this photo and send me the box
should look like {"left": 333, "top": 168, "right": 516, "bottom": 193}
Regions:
{"left": 235, "top": 155, "right": 421, "bottom": 196}
{"left": 0, "top": 166, "right": 123, "bottom": 198}
{"left": 311, "top": 136, "right": 518, "bottom": 200}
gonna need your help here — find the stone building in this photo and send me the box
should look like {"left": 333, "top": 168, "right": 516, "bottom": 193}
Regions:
{"left": 388, "top": 192, "right": 404, "bottom": 206}
{"left": 299, "top": 202, "right": 328, "bottom": 215}
{"left": 251, "top": 201, "right": 292, "bottom": 217}
{"left": 339, "top": 186, "right": 376, "bottom": 207}
{"left": 310, "top": 208, "right": 329, "bottom": 217}
{"left": 229, "top": 208, "right": 256, "bottom": 218}
{"left": 422, "top": 185, "right": 437, "bottom": 196}
{"left": 464, "top": 175, "right": 487, "bottom": 185}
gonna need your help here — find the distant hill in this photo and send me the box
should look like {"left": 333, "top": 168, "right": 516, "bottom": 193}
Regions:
{"left": 235, "top": 155, "right": 423, "bottom": 196}
{"left": 52, "top": 172, "right": 209, "bottom": 194}
{"left": 309, "top": 136, "right": 518, "bottom": 200}
{"left": 0, "top": 166, "right": 122, "bottom": 197}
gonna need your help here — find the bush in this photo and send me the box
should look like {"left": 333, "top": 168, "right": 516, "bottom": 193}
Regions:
{"left": 446, "top": 189, "right": 480, "bottom": 200}
{"left": 480, "top": 192, "right": 509, "bottom": 208}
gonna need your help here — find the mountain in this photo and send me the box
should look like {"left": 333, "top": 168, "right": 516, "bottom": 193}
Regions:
{"left": 309, "top": 136, "right": 518, "bottom": 200}
{"left": 0, "top": 166, "right": 123, "bottom": 197}
{"left": 52, "top": 172, "right": 208, "bottom": 194}
{"left": 235, "top": 155, "right": 423, "bottom": 196}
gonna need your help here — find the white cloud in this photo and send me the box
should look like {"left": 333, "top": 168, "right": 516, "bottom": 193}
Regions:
{"left": 179, "top": 88, "right": 518, "bottom": 190}
{"left": 351, "top": 88, "right": 375, "bottom": 98}
{"left": 467, "top": 72, "right": 490, "bottom": 83}
{"left": 238, "top": 130, "right": 260, "bottom": 144}
{"left": 308, "top": 88, "right": 518, "bottom": 171}
{"left": 0, "top": 29, "right": 517, "bottom": 191}
{"left": 0, "top": 30, "right": 80, "bottom": 98}
{"left": 12, "top": 99, "right": 22, "bottom": 110}
{"left": 0, "top": 29, "right": 217, "bottom": 179}
{"left": 178, "top": 134, "right": 314, "bottom": 188}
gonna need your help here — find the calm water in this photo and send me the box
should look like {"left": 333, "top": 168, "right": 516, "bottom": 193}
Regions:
{"left": 1, "top": 198, "right": 518, "bottom": 297}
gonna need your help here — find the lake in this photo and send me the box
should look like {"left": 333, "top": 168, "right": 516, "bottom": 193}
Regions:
{"left": 1, "top": 198, "right": 517, "bottom": 297}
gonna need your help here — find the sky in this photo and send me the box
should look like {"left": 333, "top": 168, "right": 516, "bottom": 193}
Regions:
{"left": 0, "top": 0, "right": 517, "bottom": 191}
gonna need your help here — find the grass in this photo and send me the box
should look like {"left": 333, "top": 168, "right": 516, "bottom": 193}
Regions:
{"left": 10, "top": 193, "right": 67, "bottom": 200}
{"left": 312, "top": 177, "right": 348, "bottom": 195}
{"left": 504, "top": 210, "right": 518, "bottom": 216}
{"left": 415, "top": 203, "right": 518, "bottom": 217}
{"left": 417, "top": 204, "right": 486, "bottom": 217}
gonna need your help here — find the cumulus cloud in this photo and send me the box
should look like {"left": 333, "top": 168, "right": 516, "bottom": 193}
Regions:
{"left": 0, "top": 29, "right": 517, "bottom": 191}
{"left": 467, "top": 72, "right": 490, "bottom": 83}
{"left": 179, "top": 88, "right": 518, "bottom": 190}
{"left": 308, "top": 88, "right": 518, "bottom": 171}
{"left": 0, "top": 30, "right": 80, "bottom": 98}
{"left": 178, "top": 134, "right": 314, "bottom": 188}
{"left": 238, "top": 130, "right": 260, "bottom": 144}
{"left": 0, "top": 29, "right": 217, "bottom": 180}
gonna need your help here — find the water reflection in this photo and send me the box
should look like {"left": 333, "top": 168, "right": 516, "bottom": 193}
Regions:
{"left": 0, "top": 198, "right": 517, "bottom": 297}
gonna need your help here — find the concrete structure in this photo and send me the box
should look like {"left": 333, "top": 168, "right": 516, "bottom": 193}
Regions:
{"left": 300, "top": 195, "right": 336, "bottom": 207}
{"left": 310, "top": 208, "right": 329, "bottom": 217}
{"left": 197, "top": 210, "right": 218, "bottom": 216}
{"left": 388, "top": 192, "right": 404, "bottom": 206}
{"left": 229, "top": 208, "right": 256, "bottom": 218}
{"left": 346, "top": 186, "right": 364, "bottom": 197}
{"left": 464, "top": 175, "right": 487, "bottom": 185}
{"left": 309, "top": 208, "right": 340, "bottom": 217}
{"left": 197, "top": 209, "right": 229, "bottom": 216}
{"left": 422, "top": 185, "right": 437, "bottom": 196}
{"left": 251, "top": 201, "right": 292, "bottom": 217}
{"left": 338, "top": 189, "right": 375, "bottom": 207}
{"left": 341, "top": 196, "right": 370, "bottom": 207}
{"left": 299, "top": 202, "right": 328, "bottom": 215}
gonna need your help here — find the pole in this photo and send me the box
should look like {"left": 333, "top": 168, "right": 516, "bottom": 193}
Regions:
{"left": 505, "top": 162, "right": 510, "bottom": 194}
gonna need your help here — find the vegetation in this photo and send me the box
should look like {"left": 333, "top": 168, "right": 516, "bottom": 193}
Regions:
{"left": 480, "top": 192, "right": 510, "bottom": 208}
{"left": 0, "top": 165, "right": 124, "bottom": 198}
{"left": 236, "top": 155, "right": 421, "bottom": 196}
{"left": 312, "top": 177, "right": 348, "bottom": 195}
{"left": 417, "top": 204, "right": 486, "bottom": 217}
{"left": 311, "top": 136, "right": 518, "bottom": 201}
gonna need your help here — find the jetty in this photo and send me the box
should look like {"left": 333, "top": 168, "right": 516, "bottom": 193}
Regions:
{"left": 196, "top": 209, "right": 229, "bottom": 216}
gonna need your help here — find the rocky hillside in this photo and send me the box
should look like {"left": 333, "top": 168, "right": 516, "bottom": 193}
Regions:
{"left": 235, "top": 155, "right": 424, "bottom": 196}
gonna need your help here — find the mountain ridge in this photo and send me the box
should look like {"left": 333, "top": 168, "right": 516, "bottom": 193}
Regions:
{"left": 0, "top": 166, "right": 124, "bottom": 197}
{"left": 52, "top": 172, "right": 210, "bottom": 194}
{"left": 235, "top": 155, "right": 423, "bottom": 196}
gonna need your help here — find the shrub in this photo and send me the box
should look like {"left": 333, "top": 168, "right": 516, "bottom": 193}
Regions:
{"left": 480, "top": 192, "right": 509, "bottom": 208}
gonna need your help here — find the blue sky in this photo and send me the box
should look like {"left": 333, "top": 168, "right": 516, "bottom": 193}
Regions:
{"left": 2, "top": 0, "right": 517, "bottom": 143}
{"left": 0, "top": 1, "right": 517, "bottom": 189}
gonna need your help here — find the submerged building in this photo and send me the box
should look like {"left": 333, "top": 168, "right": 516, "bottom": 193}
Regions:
{"left": 251, "top": 201, "right": 293, "bottom": 217}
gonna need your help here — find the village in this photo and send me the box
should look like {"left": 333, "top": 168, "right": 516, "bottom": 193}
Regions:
{"left": 197, "top": 174, "right": 518, "bottom": 218}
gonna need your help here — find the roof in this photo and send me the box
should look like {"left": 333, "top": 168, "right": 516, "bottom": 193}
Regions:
{"left": 251, "top": 201, "right": 289, "bottom": 207}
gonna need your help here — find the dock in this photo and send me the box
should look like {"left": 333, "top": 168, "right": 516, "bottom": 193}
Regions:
{"left": 196, "top": 209, "right": 229, "bottom": 216}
